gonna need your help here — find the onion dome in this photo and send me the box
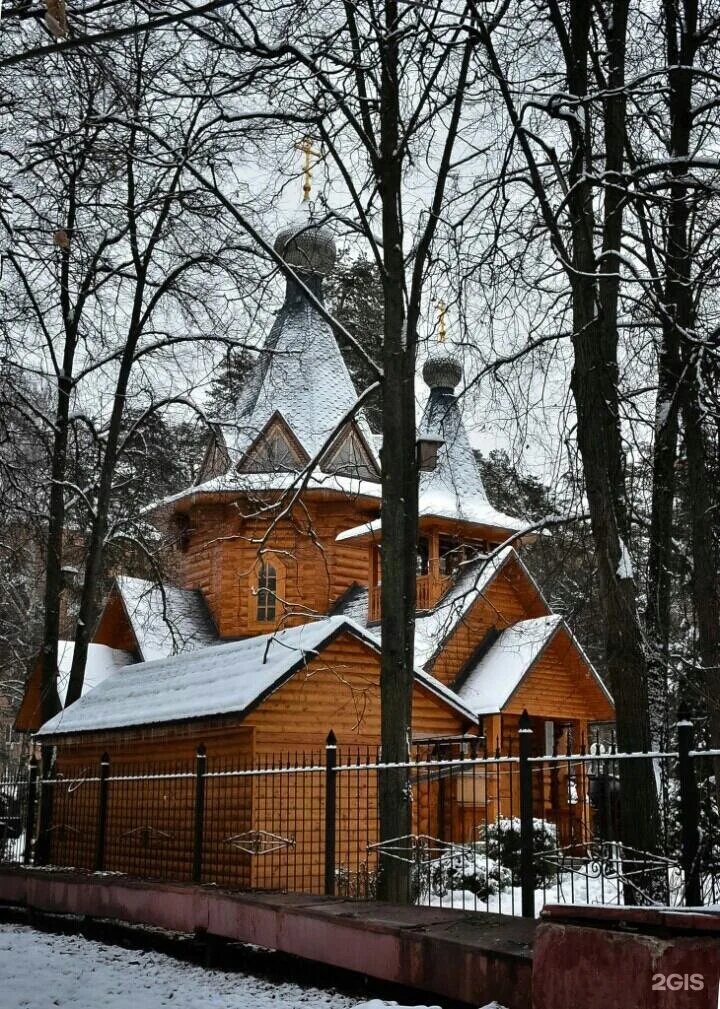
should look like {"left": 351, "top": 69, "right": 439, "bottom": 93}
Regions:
{"left": 422, "top": 350, "right": 463, "bottom": 392}
{"left": 274, "top": 217, "right": 337, "bottom": 277}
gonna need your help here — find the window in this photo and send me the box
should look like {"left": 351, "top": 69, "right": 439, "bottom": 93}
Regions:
{"left": 416, "top": 537, "right": 429, "bottom": 575}
{"left": 257, "top": 561, "right": 278, "bottom": 622}
{"left": 439, "top": 535, "right": 462, "bottom": 576}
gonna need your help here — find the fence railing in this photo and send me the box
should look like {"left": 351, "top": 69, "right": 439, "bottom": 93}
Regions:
{"left": 2, "top": 713, "right": 717, "bottom": 917}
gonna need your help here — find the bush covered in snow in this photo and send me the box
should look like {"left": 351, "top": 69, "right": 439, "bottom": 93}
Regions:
{"left": 427, "top": 847, "right": 512, "bottom": 900}
{"left": 479, "top": 818, "right": 558, "bottom": 885}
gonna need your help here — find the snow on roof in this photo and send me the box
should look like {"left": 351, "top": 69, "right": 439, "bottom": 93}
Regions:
{"left": 38, "top": 617, "right": 358, "bottom": 736}
{"left": 329, "top": 582, "right": 370, "bottom": 624}
{"left": 414, "top": 547, "right": 515, "bottom": 669}
{"left": 415, "top": 666, "right": 477, "bottom": 723}
{"left": 336, "top": 518, "right": 381, "bottom": 543}
{"left": 54, "top": 641, "right": 133, "bottom": 707}
{"left": 116, "top": 576, "right": 218, "bottom": 662}
{"left": 151, "top": 468, "right": 382, "bottom": 513}
{"left": 457, "top": 615, "right": 563, "bottom": 715}
{"left": 418, "top": 387, "right": 524, "bottom": 533}
{"left": 226, "top": 281, "right": 378, "bottom": 467}
{"left": 37, "top": 616, "right": 475, "bottom": 737}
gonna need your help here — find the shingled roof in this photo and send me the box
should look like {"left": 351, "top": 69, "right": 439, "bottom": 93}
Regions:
{"left": 417, "top": 369, "right": 524, "bottom": 533}
{"left": 37, "top": 616, "right": 475, "bottom": 736}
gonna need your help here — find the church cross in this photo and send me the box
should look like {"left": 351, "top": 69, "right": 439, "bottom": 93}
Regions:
{"left": 296, "top": 137, "right": 318, "bottom": 202}
{"left": 437, "top": 301, "right": 447, "bottom": 343}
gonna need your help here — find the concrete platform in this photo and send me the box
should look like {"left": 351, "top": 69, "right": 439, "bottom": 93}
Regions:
{"left": 534, "top": 904, "right": 720, "bottom": 1009}
{"left": 0, "top": 867, "right": 534, "bottom": 1009}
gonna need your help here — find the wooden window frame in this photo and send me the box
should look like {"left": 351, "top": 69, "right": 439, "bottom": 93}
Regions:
{"left": 249, "top": 554, "right": 287, "bottom": 629}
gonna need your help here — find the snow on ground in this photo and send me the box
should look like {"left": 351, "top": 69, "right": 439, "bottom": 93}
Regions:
{"left": 0, "top": 924, "right": 356, "bottom": 1009}
{"left": 0, "top": 924, "right": 507, "bottom": 1009}
{"left": 0, "top": 925, "right": 482, "bottom": 1009}
{"left": 425, "top": 870, "right": 621, "bottom": 916}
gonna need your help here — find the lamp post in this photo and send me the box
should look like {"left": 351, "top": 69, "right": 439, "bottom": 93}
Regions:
{"left": 416, "top": 434, "right": 444, "bottom": 473}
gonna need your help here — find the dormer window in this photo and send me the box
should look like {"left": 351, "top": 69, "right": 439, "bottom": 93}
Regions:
{"left": 238, "top": 413, "right": 310, "bottom": 475}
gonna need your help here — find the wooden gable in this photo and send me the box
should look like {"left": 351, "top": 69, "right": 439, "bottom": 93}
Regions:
{"left": 504, "top": 625, "right": 614, "bottom": 722}
{"left": 427, "top": 554, "right": 550, "bottom": 688}
{"left": 320, "top": 422, "right": 379, "bottom": 482}
{"left": 237, "top": 412, "right": 310, "bottom": 474}
{"left": 197, "top": 427, "right": 231, "bottom": 483}
{"left": 244, "top": 631, "right": 471, "bottom": 753}
{"left": 93, "top": 589, "right": 141, "bottom": 654}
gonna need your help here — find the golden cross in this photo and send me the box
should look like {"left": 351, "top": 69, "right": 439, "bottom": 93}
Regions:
{"left": 295, "top": 137, "right": 318, "bottom": 202}
{"left": 437, "top": 301, "right": 447, "bottom": 343}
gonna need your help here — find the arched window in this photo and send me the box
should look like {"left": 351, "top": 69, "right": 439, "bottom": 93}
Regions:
{"left": 256, "top": 561, "right": 278, "bottom": 622}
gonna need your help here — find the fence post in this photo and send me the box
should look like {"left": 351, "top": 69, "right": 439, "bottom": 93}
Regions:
{"left": 192, "top": 744, "right": 207, "bottom": 884}
{"left": 677, "top": 712, "right": 701, "bottom": 906}
{"left": 324, "top": 730, "right": 337, "bottom": 896}
{"left": 23, "top": 756, "right": 39, "bottom": 865}
{"left": 518, "top": 709, "right": 535, "bottom": 918}
{"left": 94, "top": 753, "right": 110, "bottom": 871}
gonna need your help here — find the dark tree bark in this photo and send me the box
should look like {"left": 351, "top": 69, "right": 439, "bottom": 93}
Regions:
{"left": 663, "top": 0, "right": 720, "bottom": 780}
{"left": 479, "top": 0, "right": 660, "bottom": 891}
{"left": 376, "top": 0, "right": 417, "bottom": 904}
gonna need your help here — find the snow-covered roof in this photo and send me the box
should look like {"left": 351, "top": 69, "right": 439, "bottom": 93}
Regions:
{"left": 457, "top": 615, "right": 562, "bottom": 715}
{"left": 335, "top": 518, "right": 381, "bottom": 543}
{"left": 456, "top": 614, "right": 613, "bottom": 715}
{"left": 329, "top": 582, "right": 370, "bottom": 624}
{"left": 116, "top": 576, "right": 218, "bottom": 661}
{"left": 329, "top": 548, "right": 543, "bottom": 674}
{"left": 223, "top": 276, "right": 379, "bottom": 469}
{"left": 414, "top": 547, "right": 516, "bottom": 669}
{"left": 54, "top": 641, "right": 133, "bottom": 706}
{"left": 37, "top": 616, "right": 475, "bottom": 737}
{"left": 418, "top": 386, "right": 524, "bottom": 533}
{"left": 151, "top": 468, "right": 382, "bottom": 514}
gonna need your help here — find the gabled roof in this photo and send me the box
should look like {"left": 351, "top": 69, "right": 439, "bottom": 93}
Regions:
{"left": 37, "top": 616, "right": 475, "bottom": 737}
{"left": 457, "top": 615, "right": 562, "bottom": 715}
{"left": 115, "top": 576, "right": 218, "bottom": 661}
{"left": 329, "top": 547, "right": 546, "bottom": 673}
{"left": 414, "top": 547, "right": 520, "bottom": 668}
{"left": 54, "top": 641, "right": 134, "bottom": 705}
{"left": 456, "top": 614, "right": 613, "bottom": 715}
{"left": 14, "top": 641, "right": 134, "bottom": 733}
{"left": 329, "top": 582, "right": 370, "bottom": 624}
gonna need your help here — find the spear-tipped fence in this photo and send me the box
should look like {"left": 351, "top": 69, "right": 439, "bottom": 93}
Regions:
{"left": 2, "top": 714, "right": 717, "bottom": 916}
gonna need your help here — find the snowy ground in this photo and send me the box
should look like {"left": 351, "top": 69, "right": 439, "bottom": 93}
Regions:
{"left": 0, "top": 925, "right": 503, "bottom": 1009}
{"left": 0, "top": 925, "right": 360, "bottom": 1009}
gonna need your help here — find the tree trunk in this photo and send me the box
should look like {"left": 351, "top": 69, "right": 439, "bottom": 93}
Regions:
{"left": 662, "top": 0, "right": 720, "bottom": 769}
{"left": 565, "top": 0, "right": 659, "bottom": 897}
{"left": 377, "top": 0, "right": 417, "bottom": 905}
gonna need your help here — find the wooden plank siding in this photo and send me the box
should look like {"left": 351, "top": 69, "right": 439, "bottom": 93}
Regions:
{"left": 177, "top": 495, "right": 373, "bottom": 639}
{"left": 45, "top": 633, "right": 469, "bottom": 888}
{"left": 505, "top": 627, "right": 614, "bottom": 722}
{"left": 427, "top": 562, "right": 549, "bottom": 688}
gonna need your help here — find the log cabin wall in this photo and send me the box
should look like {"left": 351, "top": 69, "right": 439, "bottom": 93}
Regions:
{"left": 45, "top": 635, "right": 469, "bottom": 891}
{"left": 175, "top": 494, "right": 374, "bottom": 639}
{"left": 506, "top": 629, "right": 614, "bottom": 724}
{"left": 428, "top": 565, "right": 548, "bottom": 688}
{"left": 92, "top": 593, "right": 140, "bottom": 654}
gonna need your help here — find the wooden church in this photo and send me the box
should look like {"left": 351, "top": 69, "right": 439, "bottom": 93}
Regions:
{"left": 22, "top": 208, "right": 614, "bottom": 889}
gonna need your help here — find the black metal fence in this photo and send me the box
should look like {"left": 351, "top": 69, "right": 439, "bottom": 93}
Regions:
{"left": 2, "top": 713, "right": 718, "bottom": 917}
